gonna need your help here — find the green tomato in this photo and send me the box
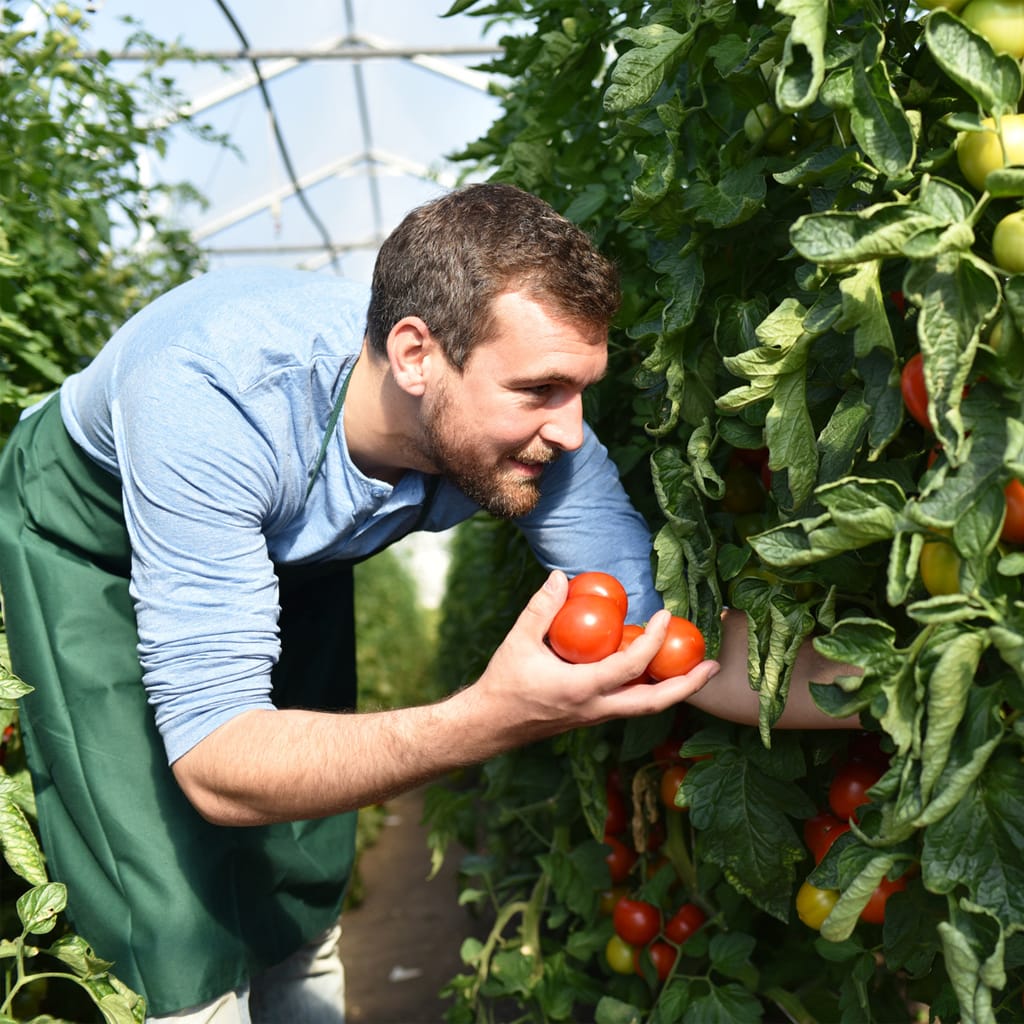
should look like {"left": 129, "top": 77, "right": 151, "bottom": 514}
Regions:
{"left": 957, "top": 115, "right": 1024, "bottom": 192}
{"left": 743, "top": 103, "right": 794, "bottom": 152}
{"left": 993, "top": 210, "right": 1024, "bottom": 274}
{"left": 605, "top": 934, "right": 637, "bottom": 975}
{"left": 920, "top": 540, "right": 961, "bottom": 596}
{"left": 960, "top": 0, "right": 1024, "bottom": 58}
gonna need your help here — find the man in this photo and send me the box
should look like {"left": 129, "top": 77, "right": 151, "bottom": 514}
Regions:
{"left": 0, "top": 183, "right": 849, "bottom": 1023}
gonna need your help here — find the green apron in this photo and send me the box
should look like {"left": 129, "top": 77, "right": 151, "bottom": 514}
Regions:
{"left": 0, "top": 394, "right": 362, "bottom": 1015}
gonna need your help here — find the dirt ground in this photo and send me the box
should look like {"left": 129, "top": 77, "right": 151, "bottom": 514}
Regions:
{"left": 337, "top": 787, "right": 483, "bottom": 1024}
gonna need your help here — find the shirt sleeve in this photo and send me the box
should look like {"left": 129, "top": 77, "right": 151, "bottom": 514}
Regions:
{"left": 515, "top": 423, "right": 663, "bottom": 625}
{"left": 112, "top": 347, "right": 292, "bottom": 765}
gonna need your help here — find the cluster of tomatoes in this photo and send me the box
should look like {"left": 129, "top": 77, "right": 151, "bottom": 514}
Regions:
{"left": 598, "top": 740, "right": 710, "bottom": 983}
{"left": 546, "top": 571, "right": 706, "bottom": 679}
{"left": 795, "top": 734, "right": 908, "bottom": 930}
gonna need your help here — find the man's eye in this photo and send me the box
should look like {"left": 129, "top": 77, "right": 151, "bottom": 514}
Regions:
{"left": 525, "top": 384, "right": 552, "bottom": 396}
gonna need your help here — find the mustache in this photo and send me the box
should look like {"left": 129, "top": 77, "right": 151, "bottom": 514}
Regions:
{"left": 512, "top": 445, "right": 561, "bottom": 466}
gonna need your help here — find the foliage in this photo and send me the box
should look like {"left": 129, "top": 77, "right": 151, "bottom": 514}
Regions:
{"left": 0, "top": 1, "right": 213, "bottom": 438}
{"left": 428, "top": 0, "right": 1024, "bottom": 1021}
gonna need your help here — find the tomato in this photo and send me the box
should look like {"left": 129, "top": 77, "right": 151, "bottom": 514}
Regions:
{"left": 960, "top": 0, "right": 1024, "bottom": 58}
{"left": 641, "top": 940, "right": 678, "bottom": 982}
{"left": 1003, "top": 479, "right": 1024, "bottom": 544}
{"left": 900, "top": 352, "right": 930, "bottom": 430}
{"left": 829, "top": 760, "right": 884, "bottom": 822}
{"left": 743, "top": 102, "right": 794, "bottom": 152}
{"left": 992, "top": 210, "right": 1024, "bottom": 274}
{"left": 618, "top": 622, "right": 652, "bottom": 685}
{"left": 613, "top": 897, "right": 661, "bottom": 946}
{"left": 547, "top": 594, "right": 624, "bottom": 664}
{"left": 605, "top": 934, "right": 637, "bottom": 975}
{"left": 567, "top": 570, "right": 629, "bottom": 619}
{"left": 919, "top": 539, "right": 961, "bottom": 597}
{"left": 598, "top": 886, "right": 629, "bottom": 915}
{"left": 660, "top": 762, "right": 690, "bottom": 811}
{"left": 604, "top": 835, "right": 638, "bottom": 884}
{"left": 796, "top": 880, "right": 840, "bottom": 930}
{"left": 803, "top": 811, "right": 851, "bottom": 864}
{"left": 646, "top": 616, "right": 706, "bottom": 680}
{"left": 957, "top": 115, "right": 1024, "bottom": 192}
{"left": 859, "top": 874, "right": 907, "bottom": 925}
{"left": 721, "top": 462, "right": 766, "bottom": 515}
{"left": 604, "top": 776, "right": 629, "bottom": 837}
{"left": 652, "top": 736, "right": 685, "bottom": 765}
{"left": 664, "top": 901, "right": 707, "bottom": 944}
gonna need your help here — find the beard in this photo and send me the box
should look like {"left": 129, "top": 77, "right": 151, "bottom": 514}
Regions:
{"left": 420, "top": 384, "right": 560, "bottom": 519}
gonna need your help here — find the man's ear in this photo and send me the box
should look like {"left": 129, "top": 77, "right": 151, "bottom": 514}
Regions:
{"left": 386, "top": 316, "right": 438, "bottom": 397}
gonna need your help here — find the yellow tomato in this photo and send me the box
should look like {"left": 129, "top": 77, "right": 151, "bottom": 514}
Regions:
{"left": 957, "top": 115, "right": 1024, "bottom": 192}
{"left": 960, "top": 0, "right": 1024, "bottom": 58}
{"left": 992, "top": 210, "right": 1024, "bottom": 274}
{"left": 796, "top": 880, "right": 840, "bottom": 930}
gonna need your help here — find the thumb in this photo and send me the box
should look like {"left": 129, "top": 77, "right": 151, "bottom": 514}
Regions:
{"left": 517, "top": 570, "right": 569, "bottom": 640}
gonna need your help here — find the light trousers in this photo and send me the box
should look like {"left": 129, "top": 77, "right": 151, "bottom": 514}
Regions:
{"left": 146, "top": 924, "right": 345, "bottom": 1024}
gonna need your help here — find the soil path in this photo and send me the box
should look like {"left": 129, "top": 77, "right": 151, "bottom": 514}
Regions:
{"left": 338, "top": 786, "right": 482, "bottom": 1024}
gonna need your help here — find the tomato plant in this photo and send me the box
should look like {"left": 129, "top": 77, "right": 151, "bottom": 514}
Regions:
{"left": 612, "top": 897, "right": 661, "bottom": 946}
{"left": 645, "top": 616, "right": 705, "bottom": 680}
{"left": 428, "top": 0, "right": 1024, "bottom": 1020}
{"left": 547, "top": 593, "right": 624, "bottom": 664}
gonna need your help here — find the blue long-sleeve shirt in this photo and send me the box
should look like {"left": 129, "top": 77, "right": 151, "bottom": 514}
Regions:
{"left": 54, "top": 266, "right": 660, "bottom": 763}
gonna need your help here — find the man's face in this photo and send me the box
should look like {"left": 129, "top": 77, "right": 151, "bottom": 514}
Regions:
{"left": 418, "top": 291, "right": 608, "bottom": 518}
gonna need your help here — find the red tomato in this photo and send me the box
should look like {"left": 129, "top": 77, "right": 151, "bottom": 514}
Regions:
{"left": 829, "top": 760, "right": 884, "bottom": 821}
{"left": 604, "top": 835, "right": 637, "bottom": 884}
{"left": 567, "top": 571, "right": 629, "bottom": 619}
{"left": 548, "top": 594, "right": 625, "bottom": 664}
{"left": 618, "top": 622, "right": 652, "bottom": 685}
{"left": 641, "top": 940, "right": 678, "bottom": 982}
{"left": 900, "top": 352, "right": 930, "bottom": 430}
{"left": 604, "top": 776, "right": 628, "bottom": 837}
{"left": 664, "top": 901, "right": 707, "bottom": 945}
{"left": 613, "top": 897, "right": 661, "bottom": 946}
{"left": 1002, "top": 479, "right": 1024, "bottom": 544}
{"left": 646, "top": 616, "right": 706, "bottom": 680}
{"left": 859, "top": 874, "right": 907, "bottom": 925}
{"left": 660, "top": 762, "right": 690, "bottom": 811}
{"left": 803, "top": 811, "right": 850, "bottom": 863}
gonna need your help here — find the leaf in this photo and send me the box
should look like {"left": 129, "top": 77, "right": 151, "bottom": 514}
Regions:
{"left": 604, "top": 24, "right": 690, "bottom": 113}
{"left": 16, "top": 881, "right": 67, "bottom": 936}
{"left": 923, "top": 754, "right": 1024, "bottom": 928}
{"left": 773, "top": 0, "right": 827, "bottom": 110}
{"left": 682, "top": 164, "right": 767, "bottom": 228}
{"left": 925, "top": 11, "right": 1023, "bottom": 118}
{"left": 0, "top": 796, "right": 47, "bottom": 887}
{"left": 685, "top": 751, "right": 815, "bottom": 920}
{"left": 850, "top": 56, "right": 915, "bottom": 178}
{"left": 47, "top": 933, "right": 115, "bottom": 978}
{"left": 681, "top": 980, "right": 764, "bottom": 1024}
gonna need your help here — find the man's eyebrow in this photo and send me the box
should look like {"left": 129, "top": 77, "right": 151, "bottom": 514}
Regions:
{"left": 509, "top": 367, "right": 608, "bottom": 388}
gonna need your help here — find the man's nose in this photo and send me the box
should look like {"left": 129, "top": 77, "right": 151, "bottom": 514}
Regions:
{"left": 540, "top": 393, "right": 584, "bottom": 452}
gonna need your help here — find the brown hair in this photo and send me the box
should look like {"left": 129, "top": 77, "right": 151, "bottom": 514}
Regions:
{"left": 365, "top": 183, "right": 620, "bottom": 368}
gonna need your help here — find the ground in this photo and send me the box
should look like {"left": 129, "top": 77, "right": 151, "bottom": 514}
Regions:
{"left": 338, "top": 786, "right": 482, "bottom": 1024}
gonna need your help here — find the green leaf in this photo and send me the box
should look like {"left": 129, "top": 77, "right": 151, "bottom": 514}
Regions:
{"left": 16, "top": 881, "right": 66, "bottom": 935}
{"left": 681, "top": 980, "right": 763, "bottom": 1024}
{"left": 596, "top": 996, "right": 645, "bottom": 1024}
{"left": 685, "top": 749, "right": 815, "bottom": 920}
{"left": 924, "top": 10, "right": 1023, "bottom": 118}
{"left": 772, "top": 0, "right": 827, "bottom": 110}
{"left": 923, "top": 754, "right": 1024, "bottom": 928}
{"left": 850, "top": 54, "right": 915, "bottom": 178}
{"left": 0, "top": 795, "right": 47, "bottom": 887}
{"left": 604, "top": 24, "right": 690, "bottom": 113}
